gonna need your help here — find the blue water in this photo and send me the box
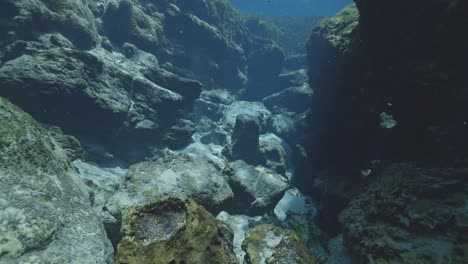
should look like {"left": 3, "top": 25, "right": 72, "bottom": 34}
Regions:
{"left": 229, "top": 0, "right": 353, "bottom": 16}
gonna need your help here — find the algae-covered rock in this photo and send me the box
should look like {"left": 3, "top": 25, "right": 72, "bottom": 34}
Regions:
{"left": 0, "top": 0, "right": 99, "bottom": 48}
{"left": 340, "top": 163, "right": 468, "bottom": 263}
{"left": 116, "top": 197, "right": 237, "bottom": 264}
{"left": 0, "top": 97, "right": 113, "bottom": 263}
{"left": 308, "top": 4, "right": 359, "bottom": 57}
{"left": 106, "top": 153, "right": 233, "bottom": 216}
{"left": 242, "top": 224, "right": 317, "bottom": 264}
{"left": 103, "top": 0, "right": 165, "bottom": 53}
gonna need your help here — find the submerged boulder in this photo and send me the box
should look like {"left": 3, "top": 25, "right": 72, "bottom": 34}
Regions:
{"left": 106, "top": 153, "right": 233, "bottom": 216}
{"left": 103, "top": 0, "right": 165, "bottom": 53}
{"left": 227, "top": 160, "right": 288, "bottom": 214}
{"left": 116, "top": 197, "right": 237, "bottom": 264}
{"left": 72, "top": 159, "right": 127, "bottom": 217}
{"left": 242, "top": 224, "right": 317, "bottom": 264}
{"left": 340, "top": 163, "right": 468, "bottom": 263}
{"left": 0, "top": 97, "right": 113, "bottom": 263}
{"left": 216, "top": 212, "right": 279, "bottom": 263}
{"left": 0, "top": 0, "right": 99, "bottom": 49}
{"left": 259, "top": 133, "right": 292, "bottom": 176}
{"left": 222, "top": 101, "right": 272, "bottom": 133}
{"left": 262, "top": 84, "right": 313, "bottom": 113}
{"left": 223, "top": 113, "right": 262, "bottom": 164}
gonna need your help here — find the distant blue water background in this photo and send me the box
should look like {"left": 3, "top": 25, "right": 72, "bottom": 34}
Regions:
{"left": 229, "top": 0, "right": 353, "bottom": 16}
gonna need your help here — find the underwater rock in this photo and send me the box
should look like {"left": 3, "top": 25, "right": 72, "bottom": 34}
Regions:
{"left": 277, "top": 69, "right": 309, "bottom": 91}
{"left": 165, "top": 6, "right": 248, "bottom": 90}
{"left": 340, "top": 163, "right": 468, "bottom": 263}
{"left": 106, "top": 152, "right": 233, "bottom": 216}
{"left": 226, "top": 160, "right": 288, "bottom": 214}
{"left": 161, "top": 119, "right": 195, "bottom": 150}
{"left": 116, "top": 197, "right": 238, "bottom": 264}
{"left": 201, "top": 130, "right": 228, "bottom": 146}
{"left": 180, "top": 142, "right": 226, "bottom": 169}
{"left": 259, "top": 133, "right": 292, "bottom": 176}
{"left": 269, "top": 113, "right": 297, "bottom": 142}
{"left": 147, "top": 69, "right": 203, "bottom": 104}
{"left": 274, "top": 189, "right": 327, "bottom": 260}
{"left": 246, "top": 42, "right": 285, "bottom": 100}
{"left": 194, "top": 98, "right": 227, "bottom": 122}
{"left": 72, "top": 159, "right": 127, "bottom": 217}
{"left": 43, "top": 125, "right": 86, "bottom": 161}
{"left": 0, "top": 0, "right": 99, "bottom": 49}
{"left": 0, "top": 97, "right": 113, "bottom": 263}
{"left": 222, "top": 101, "right": 272, "bottom": 133}
{"left": 216, "top": 212, "right": 279, "bottom": 263}
{"left": 326, "top": 235, "right": 357, "bottom": 264}
{"left": 0, "top": 39, "right": 201, "bottom": 162}
{"left": 242, "top": 224, "right": 317, "bottom": 264}
{"left": 229, "top": 113, "right": 261, "bottom": 163}
{"left": 103, "top": 0, "right": 165, "bottom": 53}
{"left": 202, "top": 89, "right": 237, "bottom": 105}
{"left": 262, "top": 84, "right": 314, "bottom": 114}
{"left": 284, "top": 54, "right": 308, "bottom": 71}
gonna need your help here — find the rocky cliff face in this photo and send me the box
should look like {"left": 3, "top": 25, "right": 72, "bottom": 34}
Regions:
{"left": 305, "top": 1, "right": 468, "bottom": 262}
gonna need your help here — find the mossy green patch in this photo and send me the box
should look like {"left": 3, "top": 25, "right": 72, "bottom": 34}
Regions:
{"left": 116, "top": 197, "right": 237, "bottom": 264}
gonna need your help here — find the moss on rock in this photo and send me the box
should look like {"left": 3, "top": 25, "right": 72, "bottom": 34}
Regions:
{"left": 0, "top": 97, "right": 113, "bottom": 263}
{"left": 242, "top": 224, "right": 317, "bottom": 264}
{"left": 116, "top": 197, "right": 237, "bottom": 264}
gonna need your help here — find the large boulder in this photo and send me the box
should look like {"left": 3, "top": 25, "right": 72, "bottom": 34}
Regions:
{"left": 259, "top": 133, "right": 292, "bottom": 176}
{"left": 242, "top": 224, "right": 317, "bottom": 264}
{"left": 0, "top": 97, "right": 113, "bottom": 263}
{"left": 116, "top": 197, "right": 238, "bottom": 264}
{"left": 224, "top": 113, "right": 262, "bottom": 164}
{"left": 72, "top": 159, "right": 127, "bottom": 217}
{"left": 262, "top": 84, "right": 313, "bottom": 114}
{"left": 216, "top": 212, "right": 278, "bottom": 263}
{"left": 102, "top": 0, "right": 165, "bottom": 53}
{"left": 222, "top": 101, "right": 272, "bottom": 133}
{"left": 0, "top": 0, "right": 99, "bottom": 49}
{"left": 226, "top": 160, "right": 288, "bottom": 214}
{"left": 245, "top": 41, "right": 285, "bottom": 100}
{"left": 106, "top": 152, "right": 233, "bottom": 216}
{"left": 340, "top": 163, "right": 468, "bottom": 263}
{"left": 274, "top": 189, "right": 327, "bottom": 260}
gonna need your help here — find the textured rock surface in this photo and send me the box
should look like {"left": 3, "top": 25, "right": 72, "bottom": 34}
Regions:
{"left": 274, "top": 189, "right": 326, "bottom": 260}
{"left": 227, "top": 160, "right": 288, "bottom": 214}
{"left": 216, "top": 212, "right": 276, "bottom": 264}
{"left": 72, "top": 159, "right": 127, "bottom": 217}
{"left": 107, "top": 152, "right": 233, "bottom": 216}
{"left": 224, "top": 113, "right": 262, "bottom": 164}
{"left": 0, "top": 0, "right": 100, "bottom": 49}
{"left": 242, "top": 224, "right": 317, "bottom": 264}
{"left": 259, "top": 133, "right": 292, "bottom": 176}
{"left": 0, "top": 38, "right": 198, "bottom": 161}
{"left": 340, "top": 163, "right": 468, "bottom": 263}
{"left": 222, "top": 101, "right": 272, "bottom": 132}
{"left": 116, "top": 197, "right": 238, "bottom": 264}
{"left": 262, "top": 84, "right": 313, "bottom": 113}
{"left": 0, "top": 97, "right": 113, "bottom": 263}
